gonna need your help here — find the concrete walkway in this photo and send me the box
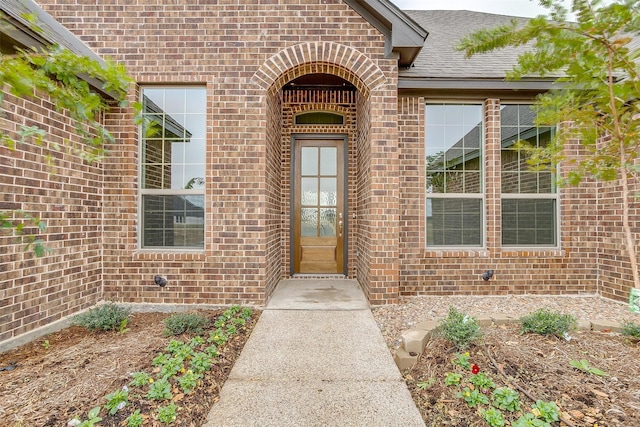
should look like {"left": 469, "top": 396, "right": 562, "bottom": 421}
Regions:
{"left": 203, "top": 279, "right": 425, "bottom": 427}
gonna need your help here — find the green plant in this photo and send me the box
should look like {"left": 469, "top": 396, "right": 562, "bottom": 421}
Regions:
{"left": 157, "top": 403, "right": 178, "bottom": 424}
{"left": 492, "top": 387, "right": 521, "bottom": 412}
{"left": 188, "top": 336, "right": 206, "bottom": 348}
{"left": 160, "top": 356, "right": 185, "bottom": 379}
{"left": 126, "top": 410, "right": 145, "bottom": 427}
{"left": 512, "top": 413, "right": 549, "bottom": 427}
{"left": 118, "top": 318, "right": 130, "bottom": 334}
{"left": 42, "top": 340, "right": 50, "bottom": 351}
{"left": 204, "top": 345, "right": 220, "bottom": 358}
{"left": 163, "top": 312, "right": 209, "bottom": 336}
{"left": 569, "top": 359, "right": 608, "bottom": 376}
{"left": 469, "top": 372, "right": 496, "bottom": 391}
{"left": 531, "top": 400, "right": 561, "bottom": 423}
{"left": 103, "top": 387, "right": 128, "bottom": 415}
{"left": 416, "top": 378, "right": 435, "bottom": 390}
{"left": 622, "top": 320, "right": 640, "bottom": 340}
{"left": 190, "top": 352, "right": 213, "bottom": 374}
{"left": 457, "top": 386, "right": 489, "bottom": 408}
{"left": 208, "top": 329, "right": 229, "bottom": 345}
{"left": 177, "top": 370, "right": 202, "bottom": 394}
{"left": 482, "top": 407, "right": 506, "bottom": 427}
{"left": 240, "top": 307, "right": 253, "bottom": 320}
{"left": 451, "top": 352, "right": 471, "bottom": 370}
{"left": 434, "top": 307, "right": 482, "bottom": 350}
{"left": 72, "top": 407, "right": 102, "bottom": 427}
{"left": 152, "top": 353, "right": 169, "bottom": 366}
{"left": 147, "top": 377, "right": 172, "bottom": 400}
{"left": 444, "top": 372, "right": 463, "bottom": 386}
{"left": 129, "top": 371, "right": 153, "bottom": 387}
{"left": 72, "top": 303, "right": 132, "bottom": 332}
{"left": 519, "top": 309, "right": 576, "bottom": 337}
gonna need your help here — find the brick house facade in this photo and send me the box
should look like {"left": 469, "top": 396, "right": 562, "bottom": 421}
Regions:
{"left": 1, "top": 1, "right": 638, "bottom": 344}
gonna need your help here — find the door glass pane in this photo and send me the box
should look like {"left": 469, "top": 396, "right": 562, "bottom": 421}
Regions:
{"left": 301, "top": 147, "right": 318, "bottom": 175}
{"left": 320, "top": 147, "right": 337, "bottom": 175}
{"left": 320, "top": 208, "right": 336, "bottom": 236}
{"left": 319, "top": 178, "right": 337, "bottom": 206}
{"left": 301, "top": 208, "right": 318, "bottom": 236}
{"left": 301, "top": 178, "right": 318, "bottom": 205}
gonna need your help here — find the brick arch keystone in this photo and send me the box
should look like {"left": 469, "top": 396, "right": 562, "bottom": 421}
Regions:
{"left": 252, "top": 42, "right": 387, "bottom": 96}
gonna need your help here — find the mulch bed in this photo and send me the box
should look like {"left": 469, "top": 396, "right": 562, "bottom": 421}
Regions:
{"left": 0, "top": 309, "right": 259, "bottom": 427}
{"left": 405, "top": 324, "right": 640, "bottom": 427}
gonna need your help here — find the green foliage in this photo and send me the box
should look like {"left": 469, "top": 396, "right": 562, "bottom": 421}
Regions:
{"left": 622, "top": 320, "right": 640, "bottom": 339}
{"left": 73, "top": 406, "right": 102, "bottom": 427}
{"left": 469, "top": 372, "right": 496, "bottom": 391}
{"left": 208, "top": 328, "right": 229, "bottom": 345}
{"left": 0, "top": 42, "right": 135, "bottom": 256}
{"left": 444, "top": 372, "right": 463, "bottom": 386}
{"left": 457, "top": 386, "right": 489, "bottom": 408}
{"left": 451, "top": 352, "right": 472, "bottom": 370}
{"left": 416, "top": 378, "right": 435, "bottom": 390}
{"left": 129, "top": 371, "right": 153, "bottom": 387}
{"left": 147, "top": 377, "right": 172, "bottom": 400}
{"left": 532, "top": 400, "right": 561, "bottom": 423}
{"left": 569, "top": 359, "right": 608, "bottom": 376}
{"left": 177, "top": 370, "right": 202, "bottom": 394}
{"left": 72, "top": 303, "right": 131, "bottom": 332}
{"left": 159, "top": 356, "right": 185, "bottom": 379}
{"left": 103, "top": 387, "right": 128, "bottom": 416}
{"left": 190, "top": 352, "right": 213, "bottom": 375}
{"left": 492, "top": 387, "right": 521, "bottom": 412}
{"left": 482, "top": 407, "right": 507, "bottom": 427}
{"left": 126, "top": 410, "right": 144, "bottom": 427}
{"left": 512, "top": 413, "right": 550, "bottom": 427}
{"left": 163, "top": 312, "right": 209, "bottom": 336}
{"left": 457, "top": 0, "right": 640, "bottom": 289}
{"left": 434, "top": 308, "right": 482, "bottom": 350}
{"left": 157, "top": 403, "right": 178, "bottom": 424}
{"left": 519, "top": 309, "right": 577, "bottom": 337}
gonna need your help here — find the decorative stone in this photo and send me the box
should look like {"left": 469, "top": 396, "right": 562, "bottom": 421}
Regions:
{"left": 401, "top": 328, "right": 430, "bottom": 354}
{"left": 476, "top": 317, "right": 493, "bottom": 327}
{"left": 489, "top": 314, "right": 518, "bottom": 325}
{"left": 414, "top": 320, "right": 438, "bottom": 331}
{"left": 393, "top": 347, "right": 419, "bottom": 371}
{"left": 591, "top": 320, "right": 622, "bottom": 333}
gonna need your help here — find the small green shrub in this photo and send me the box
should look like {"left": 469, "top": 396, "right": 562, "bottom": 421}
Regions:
{"left": 482, "top": 407, "right": 506, "bottom": 427}
{"left": 126, "top": 410, "right": 144, "bottom": 427}
{"left": 434, "top": 307, "right": 482, "bottom": 350}
{"left": 163, "top": 312, "right": 209, "bottom": 336}
{"left": 157, "top": 403, "right": 178, "bottom": 424}
{"left": 73, "top": 303, "right": 131, "bottom": 332}
{"left": 492, "top": 387, "right": 521, "bottom": 412}
{"left": 519, "top": 309, "right": 576, "bottom": 337}
{"left": 621, "top": 320, "right": 640, "bottom": 340}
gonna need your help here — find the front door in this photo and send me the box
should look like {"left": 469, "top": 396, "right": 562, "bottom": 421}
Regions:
{"left": 293, "top": 137, "right": 345, "bottom": 274}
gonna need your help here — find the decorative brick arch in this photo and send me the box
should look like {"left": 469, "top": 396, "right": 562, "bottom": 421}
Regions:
{"left": 252, "top": 42, "right": 387, "bottom": 95}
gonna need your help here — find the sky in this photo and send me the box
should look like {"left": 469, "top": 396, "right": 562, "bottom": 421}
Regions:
{"left": 391, "top": 0, "right": 573, "bottom": 18}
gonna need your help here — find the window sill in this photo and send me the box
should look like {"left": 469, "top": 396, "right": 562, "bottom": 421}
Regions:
{"left": 501, "top": 248, "right": 565, "bottom": 257}
{"left": 424, "top": 249, "right": 490, "bottom": 258}
{"left": 133, "top": 250, "right": 206, "bottom": 261}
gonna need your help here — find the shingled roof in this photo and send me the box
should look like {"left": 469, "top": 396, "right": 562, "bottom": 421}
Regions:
{"left": 399, "top": 10, "right": 561, "bottom": 91}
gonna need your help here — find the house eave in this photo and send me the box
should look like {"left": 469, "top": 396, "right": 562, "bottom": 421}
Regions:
{"left": 344, "top": 0, "right": 428, "bottom": 67}
{"left": 398, "top": 77, "right": 562, "bottom": 91}
{"left": 0, "top": 0, "right": 115, "bottom": 99}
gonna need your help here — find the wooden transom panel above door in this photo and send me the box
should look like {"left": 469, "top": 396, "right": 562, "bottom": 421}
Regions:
{"left": 293, "top": 138, "right": 345, "bottom": 274}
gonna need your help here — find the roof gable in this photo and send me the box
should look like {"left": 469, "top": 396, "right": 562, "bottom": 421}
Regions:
{"left": 344, "top": 0, "right": 428, "bottom": 67}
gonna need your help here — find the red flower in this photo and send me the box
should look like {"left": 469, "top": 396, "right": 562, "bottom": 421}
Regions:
{"left": 471, "top": 364, "right": 480, "bottom": 374}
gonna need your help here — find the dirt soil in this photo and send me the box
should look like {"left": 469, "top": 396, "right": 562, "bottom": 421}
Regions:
{"left": 0, "top": 309, "right": 259, "bottom": 427}
{"left": 405, "top": 324, "right": 640, "bottom": 427}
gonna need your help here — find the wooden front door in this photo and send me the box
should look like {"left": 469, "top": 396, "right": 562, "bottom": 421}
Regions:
{"left": 293, "top": 137, "right": 345, "bottom": 274}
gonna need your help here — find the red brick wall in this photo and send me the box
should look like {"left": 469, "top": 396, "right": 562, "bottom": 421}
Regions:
{"left": 0, "top": 91, "right": 103, "bottom": 342}
{"left": 398, "top": 96, "right": 601, "bottom": 297}
{"left": 34, "top": 0, "right": 396, "bottom": 307}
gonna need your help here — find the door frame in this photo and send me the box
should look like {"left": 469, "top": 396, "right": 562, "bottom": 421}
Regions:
{"left": 290, "top": 133, "right": 348, "bottom": 276}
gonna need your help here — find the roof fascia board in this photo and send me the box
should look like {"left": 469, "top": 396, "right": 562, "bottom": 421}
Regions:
{"left": 399, "top": 78, "right": 563, "bottom": 91}
{"left": 344, "top": 0, "right": 428, "bottom": 67}
{"left": 0, "top": 0, "right": 114, "bottom": 99}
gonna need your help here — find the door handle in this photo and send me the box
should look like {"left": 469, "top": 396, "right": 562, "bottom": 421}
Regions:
{"left": 338, "top": 220, "right": 343, "bottom": 237}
